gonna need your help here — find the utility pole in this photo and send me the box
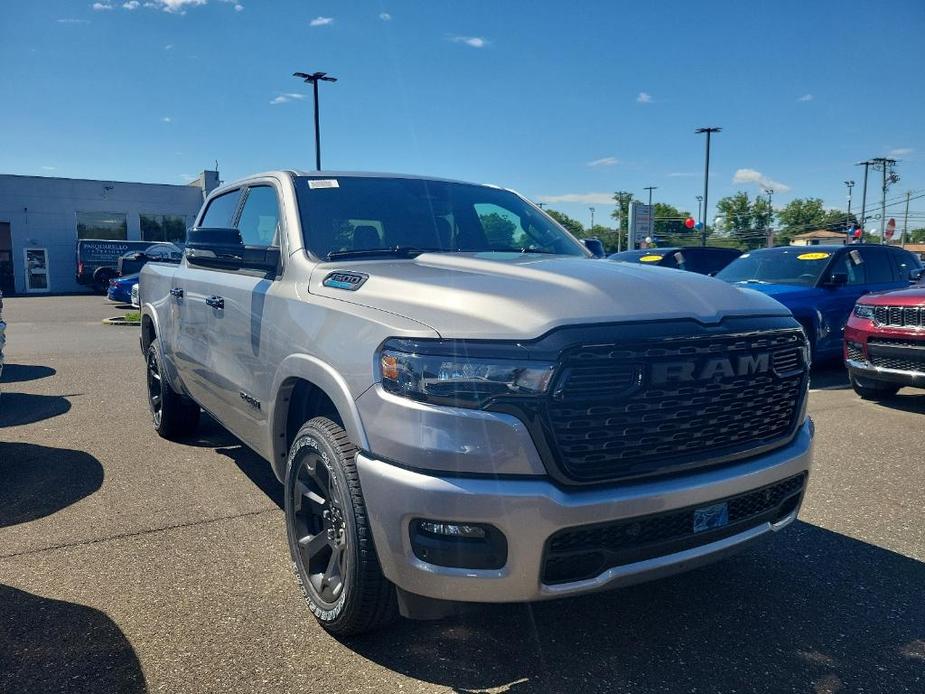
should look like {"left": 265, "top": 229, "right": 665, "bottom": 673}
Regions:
{"left": 871, "top": 157, "right": 899, "bottom": 244}
{"left": 856, "top": 160, "right": 873, "bottom": 237}
{"left": 696, "top": 195, "right": 703, "bottom": 228}
{"left": 293, "top": 71, "right": 338, "bottom": 170}
{"left": 695, "top": 128, "right": 721, "bottom": 247}
{"left": 844, "top": 180, "right": 855, "bottom": 230}
{"left": 589, "top": 207, "right": 595, "bottom": 230}
{"left": 901, "top": 190, "right": 911, "bottom": 247}
{"left": 643, "top": 186, "right": 657, "bottom": 237}
{"left": 765, "top": 188, "right": 774, "bottom": 248}
{"left": 536, "top": 202, "right": 546, "bottom": 209}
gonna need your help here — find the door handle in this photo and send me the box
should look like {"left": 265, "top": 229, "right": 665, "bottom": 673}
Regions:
{"left": 169, "top": 287, "right": 184, "bottom": 299}
{"left": 205, "top": 295, "right": 224, "bottom": 310}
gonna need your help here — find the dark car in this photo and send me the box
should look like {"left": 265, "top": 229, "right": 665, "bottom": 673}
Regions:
{"left": 107, "top": 273, "right": 139, "bottom": 304}
{"left": 117, "top": 243, "right": 183, "bottom": 277}
{"left": 717, "top": 244, "right": 922, "bottom": 360}
{"left": 844, "top": 283, "right": 925, "bottom": 398}
{"left": 608, "top": 246, "right": 742, "bottom": 275}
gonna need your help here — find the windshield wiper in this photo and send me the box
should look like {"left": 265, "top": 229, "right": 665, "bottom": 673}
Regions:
{"left": 325, "top": 246, "right": 442, "bottom": 261}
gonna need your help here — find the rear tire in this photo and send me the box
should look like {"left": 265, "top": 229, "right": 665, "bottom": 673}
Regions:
{"left": 145, "top": 338, "right": 200, "bottom": 439}
{"left": 285, "top": 417, "right": 398, "bottom": 636}
{"left": 850, "top": 373, "right": 900, "bottom": 400}
{"left": 93, "top": 269, "right": 114, "bottom": 295}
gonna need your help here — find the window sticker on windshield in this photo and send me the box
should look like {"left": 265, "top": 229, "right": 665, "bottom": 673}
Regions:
{"left": 308, "top": 179, "right": 339, "bottom": 189}
{"left": 640, "top": 255, "right": 663, "bottom": 262}
{"left": 796, "top": 252, "right": 830, "bottom": 261}
{"left": 849, "top": 249, "right": 863, "bottom": 265}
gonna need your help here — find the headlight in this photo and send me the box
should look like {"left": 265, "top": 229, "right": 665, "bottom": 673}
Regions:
{"left": 378, "top": 338, "right": 555, "bottom": 408}
{"left": 854, "top": 304, "right": 876, "bottom": 320}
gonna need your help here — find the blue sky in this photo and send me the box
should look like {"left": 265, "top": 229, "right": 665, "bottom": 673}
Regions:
{"left": 1, "top": 0, "right": 923, "bottom": 229}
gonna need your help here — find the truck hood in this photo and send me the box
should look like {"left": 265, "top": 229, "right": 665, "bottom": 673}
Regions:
{"left": 857, "top": 285, "right": 925, "bottom": 306}
{"left": 309, "top": 253, "right": 792, "bottom": 339}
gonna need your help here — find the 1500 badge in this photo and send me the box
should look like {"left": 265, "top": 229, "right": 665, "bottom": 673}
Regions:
{"left": 323, "top": 271, "right": 368, "bottom": 291}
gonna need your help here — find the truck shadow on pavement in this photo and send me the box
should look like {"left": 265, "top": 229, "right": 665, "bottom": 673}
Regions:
{"left": 0, "top": 585, "right": 147, "bottom": 694}
{"left": 0, "top": 443, "right": 148, "bottom": 693}
{"left": 342, "top": 522, "right": 924, "bottom": 694}
{"left": 0, "top": 442, "right": 103, "bottom": 527}
{"left": 0, "top": 392, "right": 73, "bottom": 428}
{"left": 0, "top": 364, "right": 56, "bottom": 383}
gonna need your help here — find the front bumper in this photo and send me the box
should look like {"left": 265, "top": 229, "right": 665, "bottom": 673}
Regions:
{"left": 356, "top": 419, "right": 814, "bottom": 603}
{"left": 846, "top": 359, "right": 925, "bottom": 388}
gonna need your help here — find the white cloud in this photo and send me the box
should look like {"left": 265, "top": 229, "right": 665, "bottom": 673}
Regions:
{"left": 164, "top": 43, "right": 174, "bottom": 50}
{"left": 123, "top": 1, "right": 140, "bottom": 8}
{"left": 162, "top": 116, "right": 172, "bottom": 123}
{"left": 539, "top": 192, "right": 615, "bottom": 205}
{"left": 732, "top": 168, "right": 791, "bottom": 193}
{"left": 451, "top": 36, "right": 488, "bottom": 48}
{"left": 888, "top": 147, "right": 913, "bottom": 157}
{"left": 379, "top": 12, "right": 391, "bottom": 21}
{"left": 310, "top": 16, "right": 334, "bottom": 26}
{"left": 57, "top": 18, "right": 91, "bottom": 23}
{"left": 636, "top": 92, "right": 653, "bottom": 104}
{"left": 156, "top": 0, "right": 207, "bottom": 13}
{"left": 179, "top": 173, "right": 197, "bottom": 182}
{"left": 234, "top": 4, "right": 243, "bottom": 10}
{"left": 92, "top": 3, "right": 114, "bottom": 10}
{"left": 587, "top": 157, "right": 619, "bottom": 168}
{"left": 270, "top": 93, "right": 307, "bottom": 105}
{"left": 797, "top": 93, "right": 813, "bottom": 102}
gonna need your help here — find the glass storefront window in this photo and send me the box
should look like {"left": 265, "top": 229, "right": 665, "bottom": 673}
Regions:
{"left": 76, "top": 211, "right": 128, "bottom": 240}
{"left": 141, "top": 214, "right": 188, "bottom": 243}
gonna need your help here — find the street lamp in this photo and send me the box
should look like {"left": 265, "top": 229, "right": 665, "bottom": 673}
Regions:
{"left": 856, "top": 160, "right": 873, "bottom": 233}
{"left": 695, "top": 127, "right": 721, "bottom": 246}
{"left": 589, "top": 207, "right": 595, "bottom": 230}
{"left": 293, "top": 71, "right": 338, "bottom": 170}
{"left": 844, "top": 180, "right": 855, "bottom": 229}
{"left": 764, "top": 188, "right": 774, "bottom": 247}
{"left": 696, "top": 195, "right": 703, "bottom": 228}
{"left": 643, "top": 186, "right": 657, "bottom": 235}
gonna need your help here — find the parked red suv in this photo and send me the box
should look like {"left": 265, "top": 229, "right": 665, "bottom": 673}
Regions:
{"left": 844, "top": 284, "right": 925, "bottom": 398}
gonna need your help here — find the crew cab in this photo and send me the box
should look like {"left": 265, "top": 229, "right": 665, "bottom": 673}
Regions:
{"left": 845, "top": 284, "right": 925, "bottom": 398}
{"left": 140, "top": 171, "right": 815, "bottom": 635}
{"left": 716, "top": 244, "right": 922, "bottom": 360}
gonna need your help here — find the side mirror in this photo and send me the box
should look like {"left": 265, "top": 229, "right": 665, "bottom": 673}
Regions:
{"left": 826, "top": 272, "right": 848, "bottom": 287}
{"left": 910, "top": 268, "right": 924, "bottom": 283}
{"left": 583, "top": 238, "right": 605, "bottom": 258}
{"left": 185, "top": 227, "right": 280, "bottom": 273}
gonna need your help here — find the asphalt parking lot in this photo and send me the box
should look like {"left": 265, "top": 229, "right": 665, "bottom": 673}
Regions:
{"left": 1, "top": 295, "right": 923, "bottom": 694}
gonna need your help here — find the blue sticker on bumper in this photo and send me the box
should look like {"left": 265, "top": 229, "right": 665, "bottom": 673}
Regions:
{"left": 693, "top": 502, "right": 729, "bottom": 533}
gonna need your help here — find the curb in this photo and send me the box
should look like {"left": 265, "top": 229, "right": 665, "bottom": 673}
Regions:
{"left": 102, "top": 316, "right": 141, "bottom": 327}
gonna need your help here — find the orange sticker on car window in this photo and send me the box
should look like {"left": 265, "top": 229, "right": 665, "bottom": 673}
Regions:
{"left": 797, "top": 252, "right": 830, "bottom": 261}
{"left": 640, "top": 255, "right": 663, "bottom": 262}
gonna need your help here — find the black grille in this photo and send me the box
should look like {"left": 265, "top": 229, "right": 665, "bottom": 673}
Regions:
{"left": 543, "top": 473, "right": 807, "bottom": 584}
{"left": 846, "top": 342, "right": 865, "bottom": 362}
{"left": 868, "top": 337, "right": 925, "bottom": 348}
{"left": 545, "top": 330, "right": 807, "bottom": 483}
{"left": 869, "top": 354, "right": 925, "bottom": 373}
{"left": 873, "top": 305, "right": 925, "bottom": 328}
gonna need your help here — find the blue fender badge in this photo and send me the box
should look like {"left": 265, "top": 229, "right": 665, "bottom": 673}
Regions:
{"left": 323, "top": 271, "right": 368, "bottom": 291}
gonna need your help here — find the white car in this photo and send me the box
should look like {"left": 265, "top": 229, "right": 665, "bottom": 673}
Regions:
{"left": 130, "top": 283, "right": 139, "bottom": 308}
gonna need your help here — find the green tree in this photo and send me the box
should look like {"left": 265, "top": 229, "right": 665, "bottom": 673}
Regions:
{"left": 545, "top": 208, "right": 584, "bottom": 236}
{"left": 909, "top": 228, "right": 925, "bottom": 243}
{"left": 610, "top": 191, "right": 635, "bottom": 234}
{"left": 777, "top": 198, "right": 827, "bottom": 234}
{"left": 478, "top": 212, "right": 517, "bottom": 247}
{"left": 819, "top": 209, "right": 859, "bottom": 232}
{"left": 652, "top": 202, "right": 691, "bottom": 235}
{"left": 715, "top": 192, "right": 754, "bottom": 235}
{"left": 587, "top": 224, "right": 622, "bottom": 253}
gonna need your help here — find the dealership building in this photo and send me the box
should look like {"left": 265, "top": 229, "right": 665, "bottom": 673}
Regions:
{"left": 0, "top": 171, "right": 219, "bottom": 294}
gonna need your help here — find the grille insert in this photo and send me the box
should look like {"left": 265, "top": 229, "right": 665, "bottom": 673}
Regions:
{"left": 542, "top": 473, "right": 807, "bottom": 584}
{"left": 873, "top": 305, "right": 925, "bottom": 328}
{"left": 545, "top": 330, "right": 807, "bottom": 483}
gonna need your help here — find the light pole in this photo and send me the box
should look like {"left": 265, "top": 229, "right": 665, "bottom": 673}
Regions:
{"left": 589, "top": 207, "right": 595, "bottom": 230}
{"left": 536, "top": 202, "right": 546, "bottom": 209}
{"left": 696, "top": 127, "right": 721, "bottom": 246}
{"left": 856, "top": 160, "right": 873, "bottom": 236}
{"left": 293, "top": 71, "right": 338, "bottom": 170}
{"left": 765, "top": 188, "right": 774, "bottom": 247}
{"left": 844, "top": 180, "right": 855, "bottom": 230}
{"left": 696, "top": 195, "right": 703, "bottom": 228}
{"left": 643, "top": 186, "right": 657, "bottom": 236}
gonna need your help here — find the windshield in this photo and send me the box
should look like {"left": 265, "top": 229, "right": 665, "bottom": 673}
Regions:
{"left": 294, "top": 176, "right": 589, "bottom": 260}
{"left": 609, "top": 249, "right": 677, "bottom": 265}
{"left": 716, "top": 247, "right": 835, "bottom": 286}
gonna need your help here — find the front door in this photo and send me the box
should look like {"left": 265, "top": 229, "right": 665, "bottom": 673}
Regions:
{"left": 0, "top": 223, "right": 13, "bottom": 294}
{"left": 24, "top": 248, "right": 50, "bottom": 293}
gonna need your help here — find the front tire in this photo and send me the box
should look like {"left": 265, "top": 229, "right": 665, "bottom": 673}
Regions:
{"left": 145, "top": 338, "right": 200, "bottom": 439}
{"left": 850, "top": 373, "right": 900, "bottom": 400}
{"left": 285, "top": 417, "right": 398, "bottom": 636}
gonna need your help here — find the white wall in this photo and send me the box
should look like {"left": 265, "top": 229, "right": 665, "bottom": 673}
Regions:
{"left": 0, "top": 174, "right": 207, "bottom": 293}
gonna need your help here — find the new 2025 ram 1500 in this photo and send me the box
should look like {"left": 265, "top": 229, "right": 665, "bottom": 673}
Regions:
{"left": 140, "top": 171, "right": 814, "bottom": 635}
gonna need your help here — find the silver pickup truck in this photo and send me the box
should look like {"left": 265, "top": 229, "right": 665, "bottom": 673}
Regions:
{"left": 140, "top": 171, "right": 814, "bottom": 635}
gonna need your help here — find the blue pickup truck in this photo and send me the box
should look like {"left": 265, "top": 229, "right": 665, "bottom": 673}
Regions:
{"left": 716, "top": 244, "right": 922, "bottom": 360}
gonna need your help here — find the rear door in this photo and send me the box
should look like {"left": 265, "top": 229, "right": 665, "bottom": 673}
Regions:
{"left": 814, "top": 249, "right": 866, "bottom": 356}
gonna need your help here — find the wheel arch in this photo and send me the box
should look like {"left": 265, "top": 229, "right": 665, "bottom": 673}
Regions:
{"left": 268, "top": 354, "right": 370, "bottom": 481}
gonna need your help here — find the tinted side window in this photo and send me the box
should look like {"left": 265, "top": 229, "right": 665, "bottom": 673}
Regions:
{"left": 891, "top": 248, "right": 921, "bottom": 279}
{"left": 831, "top": 250, "right": 866, "bottom": 285}
{"left": 201, "top": 190, "right": 241, "bottom": 228}
{"left": 237, "top": 186, "right": 280, "bottom": 247}
{"left": 858, "top": 247, "right": 894, "bottom": 283}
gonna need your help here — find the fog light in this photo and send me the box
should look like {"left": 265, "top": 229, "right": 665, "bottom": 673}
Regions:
{"left": 418, "top": 520, "right": 486, "bottom": 538}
